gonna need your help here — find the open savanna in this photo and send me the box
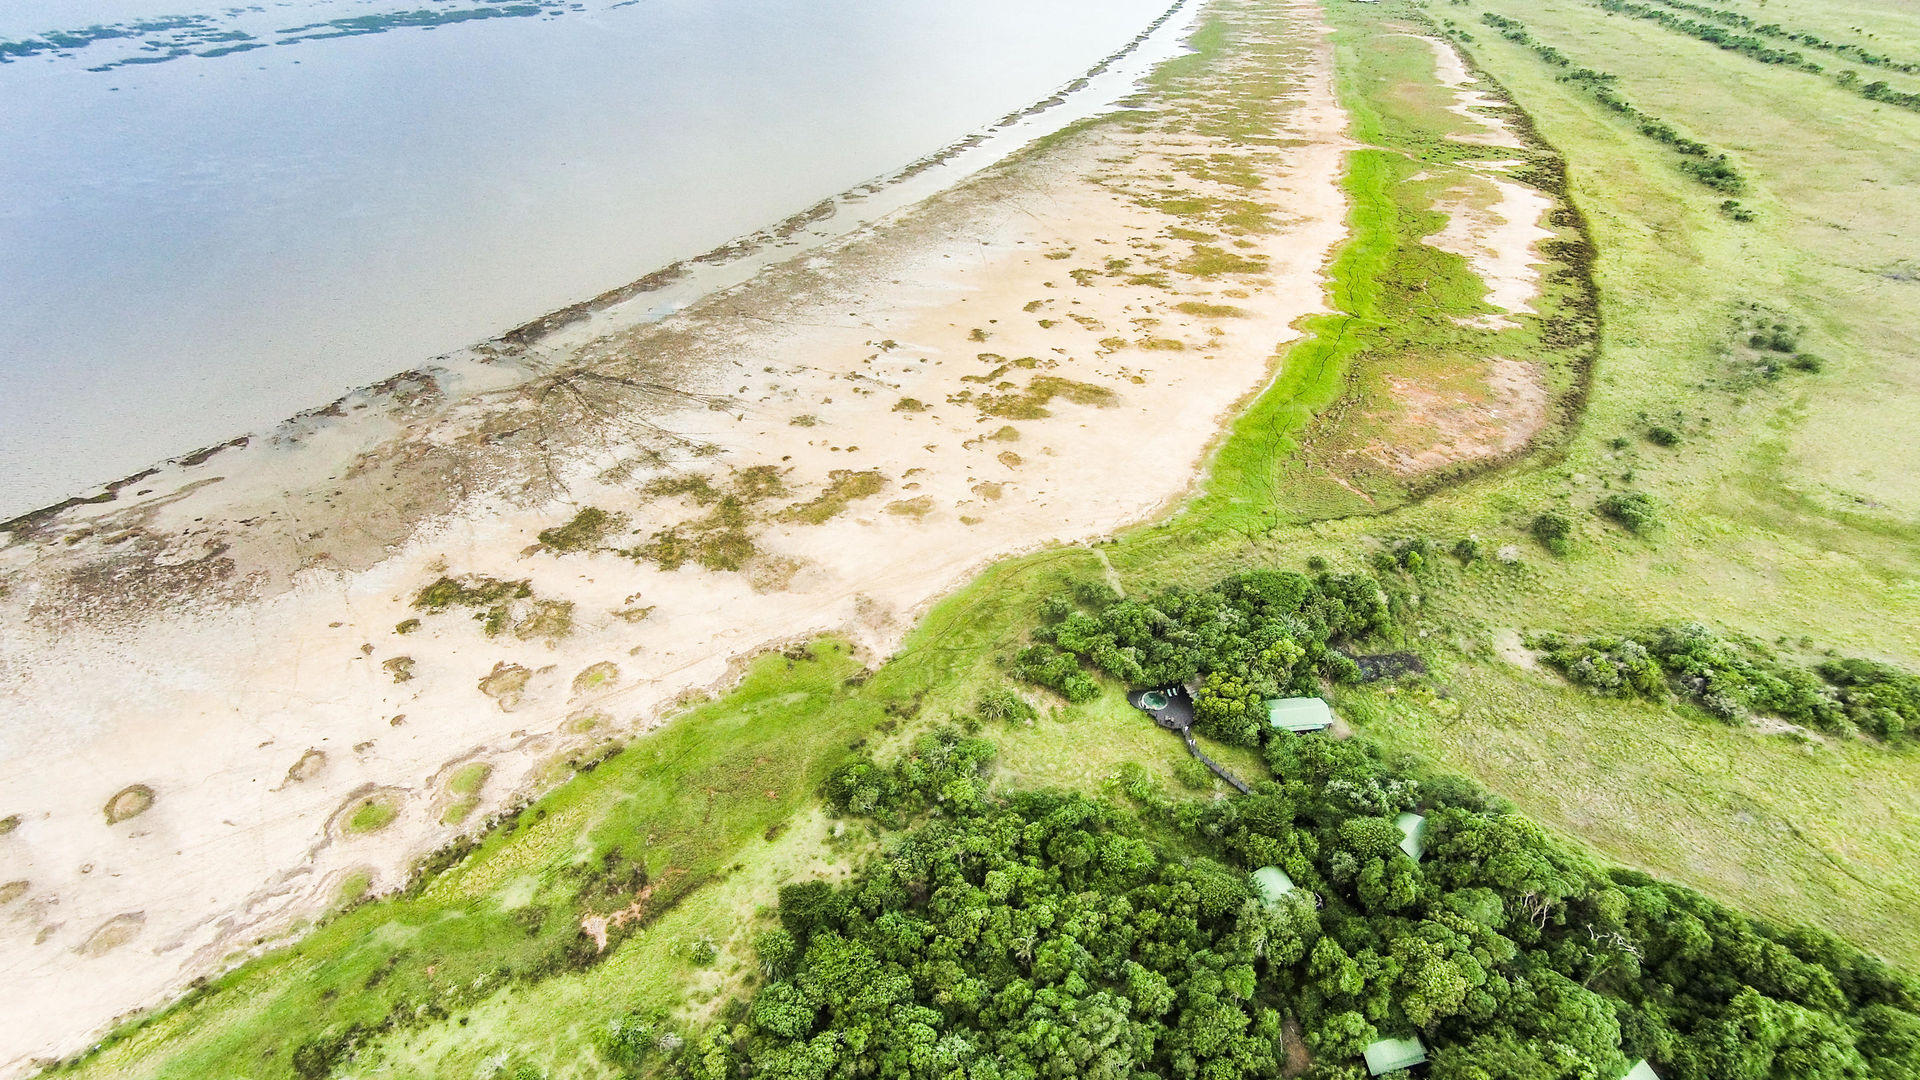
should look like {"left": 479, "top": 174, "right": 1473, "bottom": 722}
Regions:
{"left": 44, "top": 0, "right": 1920, "bottom": 1076}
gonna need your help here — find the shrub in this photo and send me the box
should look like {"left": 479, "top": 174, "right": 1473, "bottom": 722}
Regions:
{"left": 1531, "top": 512, "right": 1573, "bottom": 555}
{"left": 1173, "top": 756, "right": 1216, "bottom": 790}
{"left": 1647, "top": 425, "right": 1681, "bottom": 447}
{"left": 1597, "top": 491, "right": 1659, "bottom": 534}
{"left": 977, "top": 687, "right": 1037, "bottom": 724}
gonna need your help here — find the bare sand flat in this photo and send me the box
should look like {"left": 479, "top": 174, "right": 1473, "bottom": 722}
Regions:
{"left": 0, "top": 0, "right": 1351, "bottom": 1069}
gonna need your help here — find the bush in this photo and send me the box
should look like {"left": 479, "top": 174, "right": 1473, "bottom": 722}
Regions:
{"left": 1597, "top": 491, "right": 1659, "bottom": 534}
{"left": 1540, "top": 624, "right": 1915, "bottom": 744}
{"left": 1173, "top": 756, "right": 1216, "bottom": 790}
{"left": 1647, "top": 425, "right": 1681, "bottom": 447}
{"left": 977, "top": 687, "right": 1038, "bottom": 724}
{"left": 1531, "top": 512, "right": 1573, "bottom": 555}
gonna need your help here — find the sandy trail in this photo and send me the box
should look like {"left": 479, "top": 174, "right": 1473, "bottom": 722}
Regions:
{"left": 0, "top": 0, "right": 1351, "bottom": 1071}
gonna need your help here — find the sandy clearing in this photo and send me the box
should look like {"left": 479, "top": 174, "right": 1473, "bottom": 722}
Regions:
{"left": 0, "top": 1, "right": 1353, "bottom": 1071}
{"left": 1426, "top": 173, "right": 1556, "bottom": 330}
{"left": 1366, "top": 356, "right": 1550, "bottom": 475}
{"left": 1420, "top": 33, "right": 1528, "bottom": 149}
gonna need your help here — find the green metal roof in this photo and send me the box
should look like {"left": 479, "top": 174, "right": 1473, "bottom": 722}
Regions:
{"left": 1395, "top": 812, "right": 1427, "bottom": 862}
{"left": 1623, "top": 1062, "right": 1660, "bottom": 1080}
{"left": 1266, "top": 697, "right": 1333, "bottom": 732}
{"left": 1250, "top": 866, "right": 1294, "bottom": 905}
{"left": 1363, "top": 1036, "right": 1427, "bottom": 1075}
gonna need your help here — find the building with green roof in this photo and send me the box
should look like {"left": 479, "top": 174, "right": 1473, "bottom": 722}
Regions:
{"left": 1266, "top": 696, "right": 1333, "bottom": 733}
{"left": 1395, "top": 811, "right": 1427, "bottom": 862}
{"left": 1363, "top": 1035, "right": 1427, "bottom": 1075}
{"left": 1250, "top": 866, "right": 1294, "bottom": 906}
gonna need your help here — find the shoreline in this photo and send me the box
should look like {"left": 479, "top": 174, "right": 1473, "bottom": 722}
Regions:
{"left": 0, "top": 0, "right": 1199, "bottom": 537}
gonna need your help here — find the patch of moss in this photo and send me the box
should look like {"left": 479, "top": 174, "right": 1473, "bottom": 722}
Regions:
{"left": 886, "top": 496, "right": 934, "bottom": 518}
{"left": 643, "top": 474, "right": 723, "bottom": 506}
{"left": 0, "top": 814, "right": 19, "bottom": 836}
{"left": 634, "top": 524, "right": 755, "bottom": 573}
{"left": 333, "top": 870, "right": 371, "bottom": 909}
{"left": 1140, "top": 338, "right": 1188, "bottom": 351}
{"left": 344, "top": 797, "right": 398, "bottom": 835}
{"left": 538, "top": 507, "right": 622, "bottom": 553}
{"left": 893, "top": 397, "right": 930, "bottom": 413}
{"left": 733, "top": 465, "right": 787, "bottom": 501}
{"left": 382, "top": 656, "right": 414, "bottom": 683}
{"left": 572, "top": 661, "right": 619, "bottom": 695}
{"left": 1175, "top": 301, "right": 1248, "bottom": 318}
{"left": 777, "top": 470, "right": 888, "bottom": 525}
{"left": 393, "top": 618, "right": 421, "bottom": 635}
{"left": 447, "top": 762, "right": 492, "bottom": 798}
{"left": 104, "top": 784, "right": 154, "bottom": 825}
{"left": 512, "top": 599, "right": 575, "bottom": 642}
{"left": 413, "top": 575, "right": 531, "bottom": 612}
{"left": 1179, "top": 244, "right": 1268, "bottom": 277}
{"left": 970, "top": 376, "right": 1118, "bottom": 420}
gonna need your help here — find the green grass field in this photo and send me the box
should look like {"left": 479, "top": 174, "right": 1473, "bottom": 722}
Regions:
{"left": 53, "top": 0, "right": 1920, "bottom": 1075}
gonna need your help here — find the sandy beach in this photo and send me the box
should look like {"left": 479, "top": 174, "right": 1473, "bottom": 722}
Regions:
{"left": 0, "top": 0, "right": 1367, "bottom": 1070}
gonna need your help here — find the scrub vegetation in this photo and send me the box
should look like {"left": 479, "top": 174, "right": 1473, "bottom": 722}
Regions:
{"left": 48, "top": 0, "right": 1920, "bottom": 1077}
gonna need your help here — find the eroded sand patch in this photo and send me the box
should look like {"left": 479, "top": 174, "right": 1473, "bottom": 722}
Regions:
{"left": 1426, "top": 172, "right": 1555, "bottom": 330}
{"left": 1419, "top": 33, "right": 1527, "bottom": 149}
{"left": 1362, "top": 357, "right": 1549, "bottom": 475}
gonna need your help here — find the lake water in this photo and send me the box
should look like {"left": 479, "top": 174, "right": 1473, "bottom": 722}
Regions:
{"left": 0, "top": 0, "right": 1177, "bottom": 521}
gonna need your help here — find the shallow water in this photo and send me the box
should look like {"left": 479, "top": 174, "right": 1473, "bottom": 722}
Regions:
{"left": 0, "top": 0, "right": 1171, "bottom": 520}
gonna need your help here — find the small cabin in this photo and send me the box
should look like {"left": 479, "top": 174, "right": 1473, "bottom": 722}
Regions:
{"left": 1363, "top": 1035, "right": 1427, "bottom": 1075}
{"left": 1395, "top": 811, "right": 1427, "bottom": 862}
{"left": 1623, "top": 1062, "right": 1660, "bottom": 1080}
{"left": 1266, "top": 696, "right": 1333, "bottom": 733}
{"left": 1251, "top": 866, "right": 1295, "bottom": 906}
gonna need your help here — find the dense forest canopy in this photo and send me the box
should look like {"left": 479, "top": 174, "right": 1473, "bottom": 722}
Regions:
{"left": 623, "top": 571, "right": 1920, "bottom": 1080}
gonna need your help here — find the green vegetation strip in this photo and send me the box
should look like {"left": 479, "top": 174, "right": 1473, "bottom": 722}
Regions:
{"left": 1478, "top": 12, "right": 1747, "bottom": 196}
{"left": 1591, "top": 0, "right": 1920, "bottom": 111}
{"left": 1634, "top": 0, "right": 1920, "bottom": 75}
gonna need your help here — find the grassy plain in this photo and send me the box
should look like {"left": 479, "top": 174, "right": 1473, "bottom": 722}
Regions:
{"left": 52, "top": 0, "right": 1920, "bottom": 1075}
